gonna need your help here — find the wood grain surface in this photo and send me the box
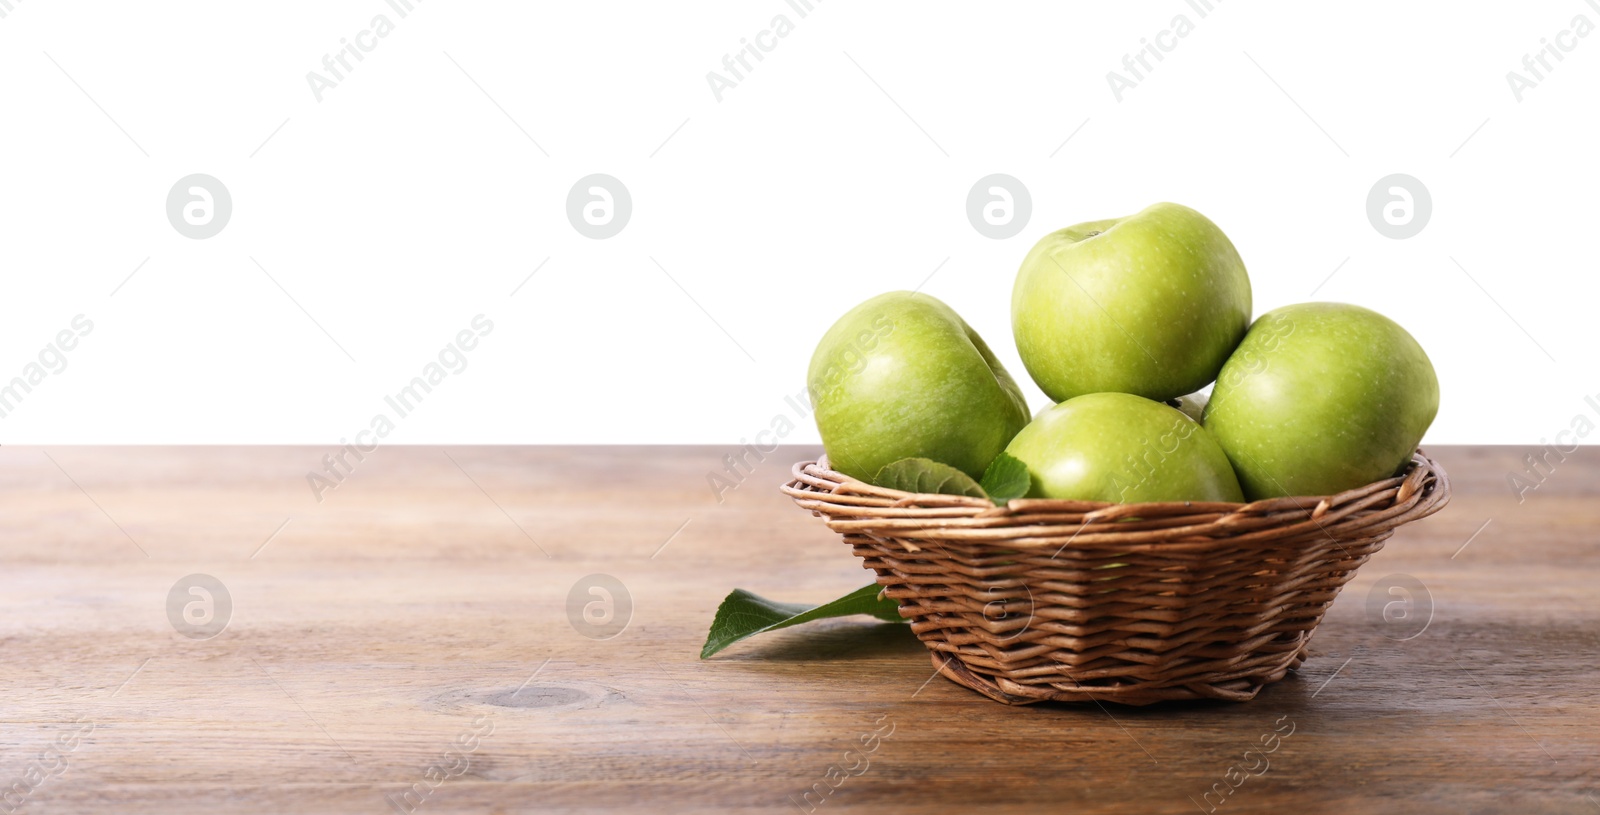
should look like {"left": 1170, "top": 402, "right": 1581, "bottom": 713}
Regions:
{"left": 0, "top": 445, "right": 1595, "bottom": 814}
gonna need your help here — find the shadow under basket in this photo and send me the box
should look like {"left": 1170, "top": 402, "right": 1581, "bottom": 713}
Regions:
{"left": 781, "top": 450, "right": 1450, "bottom": 706}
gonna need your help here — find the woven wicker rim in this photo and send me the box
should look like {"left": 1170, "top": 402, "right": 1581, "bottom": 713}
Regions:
{"left": 782, "top": 449, "right": 1449, "bottom": 550}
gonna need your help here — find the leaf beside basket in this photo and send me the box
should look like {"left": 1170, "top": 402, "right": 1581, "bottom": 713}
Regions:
{"left": 700, "top": 453, "right": 1032, "bottom": 659}
{"left": 701, "top": 584, "right": 905, "bottom": 659}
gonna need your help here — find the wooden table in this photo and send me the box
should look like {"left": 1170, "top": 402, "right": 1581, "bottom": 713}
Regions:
{"left": 1, "top": 445, "right": 1595, "bottom": 813}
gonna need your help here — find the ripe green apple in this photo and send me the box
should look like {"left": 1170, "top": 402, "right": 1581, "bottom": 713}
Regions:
{"left": 1203, "top": 302, "right": 1439, "bottom": 500}
{"left": 1012, "top": 202, "right": 1252, "bottom": 402}
{"left": 1041, "top": 394, "right": 1209, "bottom": 423}
{"left": 1004, "top": 392, "right": 1244, "bottom": 503}
{"left": 808, "top": 291, "right": 1030, "bottom": 482}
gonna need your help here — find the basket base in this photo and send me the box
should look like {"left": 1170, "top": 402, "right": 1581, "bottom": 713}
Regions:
{"left": 927, "top": 639, "right": 1311, "bottom": 706}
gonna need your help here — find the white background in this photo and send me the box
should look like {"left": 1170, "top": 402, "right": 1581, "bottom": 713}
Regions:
{"left": 0, "top": 0, "right": 1594, "bottom": 444}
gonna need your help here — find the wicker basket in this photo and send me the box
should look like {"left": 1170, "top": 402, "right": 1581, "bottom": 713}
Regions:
{"left": 781, "top": 449, "right": 1450, "bottom": 706}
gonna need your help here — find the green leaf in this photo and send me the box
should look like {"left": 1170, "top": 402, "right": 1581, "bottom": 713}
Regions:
{"left": 979, "top": 452, "right": 1031, "bottom": 505}
{"left": 870, "top": 457, "right": 987, "bottom": 498}
{"left": 700, "top": 584, "right": 905, "bottom": 659}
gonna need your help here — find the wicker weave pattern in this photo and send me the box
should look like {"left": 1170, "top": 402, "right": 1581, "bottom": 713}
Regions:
{"left": 781, "top": 450, "right": 1450, "bottom": 705}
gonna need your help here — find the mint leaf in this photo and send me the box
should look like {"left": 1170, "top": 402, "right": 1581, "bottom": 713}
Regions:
{"left": 700, "top": 584, "right": 905, "bottom": 659}
{"left": 870, "top": 457, "right": 986, "bottom": 498}
{"left": 979, "top": 452, "right": 1031, "bottom": 505}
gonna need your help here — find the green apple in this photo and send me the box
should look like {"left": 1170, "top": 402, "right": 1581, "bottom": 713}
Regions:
{"left": 809, "top": 291, "right": 1030, "bottom": 482}
{"left": 1012, "top": 202, "right": 1252, "bottom": 402}
{"left": 1203, "top": 302, "right": 1439, "bottom": 500}
{"left": 1040, "top": 394, "right": 1209, "bottom": 423}
{"left": 1004, "top": 392, "right": 1244, "bottom": 503}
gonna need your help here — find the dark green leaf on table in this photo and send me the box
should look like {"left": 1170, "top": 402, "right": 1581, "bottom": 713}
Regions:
{"left": 701, "top": 583, "right": 905, "bottom": 659}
